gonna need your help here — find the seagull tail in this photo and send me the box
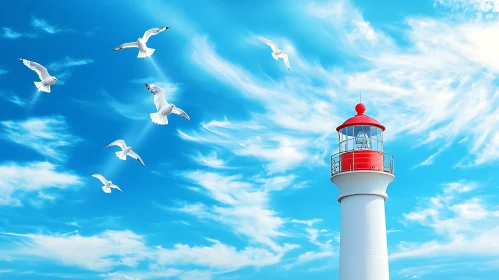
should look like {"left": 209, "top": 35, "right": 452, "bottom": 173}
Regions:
{"left": 34, "top": 82, "right": 50, "bottom": 93}
{"left": 138, "top": 47, "right": 155, "bottom": 58}
{"left": 150, "top": 112, "right": 168, "bottom": 125}
{"left": 102, "top": 186, "right": 112, "bottom": 193}
{"left": 115, "top": 151, "right": 127, "bottom": 160}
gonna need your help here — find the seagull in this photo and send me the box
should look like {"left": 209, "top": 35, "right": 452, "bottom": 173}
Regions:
{"left": 145, "top": 83, "right": 190, "bottom": 125}
{"left": 104, "top": 139, "right": 145, "bottom": 167}
{"left": 91, "top": 174, "right": 122, "bottom": 193}
{"left": 18, "top": 58, "right": 57, "bottom": 92}
{"left": 259, "top": 37, "right": 290, "bottom": 71}
{"left": 111, "top": 27, "right": 170, "bottom": 58}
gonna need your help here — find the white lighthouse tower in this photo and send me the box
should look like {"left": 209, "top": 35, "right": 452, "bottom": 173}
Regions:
{"left": 330, "top": 102, "right": 395, "bottom": 280}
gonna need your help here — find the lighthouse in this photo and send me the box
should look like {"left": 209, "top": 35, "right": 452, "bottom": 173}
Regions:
{"left": 330, "top": 102, "right": 395, "bottom": 280}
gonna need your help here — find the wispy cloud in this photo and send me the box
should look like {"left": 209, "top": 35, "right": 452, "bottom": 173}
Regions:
{"left": 434, "top": 0, "right": 499, "bottom": 18}
{"left": 1, "top": 27, "right": 37, "bottom": 39}
{"left": 31, "top": 16, "right": 73, "bottom": 34}
{"left": 178, "top": 117, "right": 324, "bottom": 174}
{"left": 0, "top": 91, "right": 28, "bottom": 107}
{"left": 66, "top": 222, "right": 81, "bottom": 228}
{"left": 162, "top": 170, "right": 299, "bottom": 253}
{"left": 102, "top": 90, "right": 151, "bottom": 121}
{"left": 0, "top": 69, "right": 6, "bottom": 75}
{"left": 48, "top": 57, "right": 94, "bottom": 71}
{"left": 0, "top": 161, "right": 81, "bottom": 207}
{"left": 290, "top": 219, "right": 323, "bottom": 227}
{"left": 413, "top": 142, "right": 453, "bottom": 168}
{"left": 0, "top": 229, "right": 291, "bottom": 276}
{"left": 187, "top": 150, "right": 234, "bottom": 169}
{"left": 0, "top": 116, "right": 82, "bottom": 161}
{"left": 391, "top": 180, "right": 499, "bottom": 260}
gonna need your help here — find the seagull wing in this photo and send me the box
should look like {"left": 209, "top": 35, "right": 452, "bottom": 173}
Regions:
{"left": 279, "top": 53, "right": 290, "bottom": 70}
{"left": 128, "top": 150, "right": 145, "bottom": 167}
{"left": 172, "top": 107, "right": 190, "bottom": 120}
{"left": 145, "top": 83, "right": 167, "bottom": 111}
{"left": 111, "top": 42, "right": 138, "bottom": 52}
{"left": 104, "top": 139, "right": 127, "bottom": 150}
{"left": 111, "top": 185, "right": 123, "bottom": 192}
{"left": 92, "top": 174, "right": 108, "bottom": 185}
{"left": 259, "top": 37, "right": 279, "bottom": 52}
{"left": 19, "top": 58, "right": 50, "bottom": 80}
{"left": 142, "top": 26, "right": 170, "bottom": 42}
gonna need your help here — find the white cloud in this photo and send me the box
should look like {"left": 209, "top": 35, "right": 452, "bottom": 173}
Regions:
{"left": 290, "top": 219, "right": 323, "bottom": 227}
{"left": 413, "top": 142, "right": 452, "bottom": 168}
{"left": 252, "top": 174, "right": 300, "bottom": 192}
{"left": 188, "top": 150, "right": 233, "bottom": 169}
{"left": 0, "top": 229, "right": 290, "bottom": 277}
{"left": 435, "top": 0, "right": 499, "bottom": 15}
{"left": 391, "top": 180, "right": 499, "bottom": 259}
{"left": 166, "top": 170, "right": 298, "bottom": 253}
{"left": 0, "top": 116, "right": 82, "bottom": 161}
{"left": 0, "top": 230, "right": 150, "bottom": 271}
{"left": 66, "top": 222, "right": 81, "bottom": 228}
{"left": 178, "top": 117, "right": 325, "bottom": 174}
{"left": 0, "top": 91, "right": 27, "bottom": 107}
{"left": 1, "top": 27, "right": 37, "bottom": 39}
{"left": 179, "top": 270, "right": 213, "bottom": 280}
{"left": 156, "top": 238, "right": 287, "bottom": 270}
{"left": 295, "top": 251, "right": 335, "bottom": 266}
{"left": 0, "top": 161, "right": 82, "bottom": 207}
{"left": 48, "top": 57, "right": 94, "bottom": 71}
{"left": 31, "top": 16, "right": 73, "bottom": 34}
{"left": 102, "top": 90, "right": 151, "bottom": 121}
{"left": 101, "top": 272, "right": 142, "bottom": 280}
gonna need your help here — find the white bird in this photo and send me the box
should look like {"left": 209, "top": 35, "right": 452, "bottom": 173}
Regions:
{"left": 18, "top": 58, "right": 58, "bottom": 92}
{"left": 111, "top": 27, "right": 170, "bottom": 58}
{"left": 145, "top": 83, "right": 190, "bottom": 125}
{"left": 104, "top": 139, "right": 145, "bottom": 167}
{"left": 259, "top": 37, "right": 290, "bottom": 71}
{"left": 91, "top": 174, "right": 122, "bottom": 194}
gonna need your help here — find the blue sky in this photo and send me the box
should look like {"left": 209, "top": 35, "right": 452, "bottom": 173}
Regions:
{"left": 1, "top": 0, "right": 499, "bottom": 279}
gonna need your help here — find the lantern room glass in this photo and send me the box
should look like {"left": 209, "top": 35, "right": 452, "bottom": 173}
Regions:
{"left": 338, "top": 125, "right": 383, "bottom": 153}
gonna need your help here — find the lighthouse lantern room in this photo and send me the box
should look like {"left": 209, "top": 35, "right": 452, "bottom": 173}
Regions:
{"left": 331, "top": 103, "right": 394, "bottom": 176}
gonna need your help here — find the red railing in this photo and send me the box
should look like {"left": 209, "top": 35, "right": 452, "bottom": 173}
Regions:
{"left": 330, "top": 151, "right": 394, "bottom": 176}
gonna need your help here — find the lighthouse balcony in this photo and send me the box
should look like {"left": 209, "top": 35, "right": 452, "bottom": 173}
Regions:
{"left": 330, "top": 150, "right": 394, "bottom": 176}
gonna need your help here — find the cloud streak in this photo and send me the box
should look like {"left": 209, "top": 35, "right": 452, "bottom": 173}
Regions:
{"left": 0, "top": 229, "right": 292, "bottom": 277}
{"left": 0, "top": 161, "right": 82, "bottom": 207}
{"left": 391, "top": 180, "right": 499, "bottom": 260}
{"left": 48, "top": 57, "right": 95, "bottom": 71}
{"left": 0, "top": 116, "right": 82, "bottom": 161}
{"left": 31, "top": 16, "right": 73, "bottom": 34}
{"left": 1, "top": 27, "right": 37, "bottom": 39}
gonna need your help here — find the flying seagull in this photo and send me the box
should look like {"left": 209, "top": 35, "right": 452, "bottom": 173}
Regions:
{"left": 111, "top": 27, "right": 170, "bottom": 58}
{"left": 104, "top": 139, "right": 145, "bottom": 167}
{"left": 18, "top": 58, "right": 57, "bottom": 92}
{"left": 259, "top": 37, "right": 290, "bottom": 71}
{"left": 145, "top": 83, "right": 190, "bottom": 125}
{"left": 91, "top": 174, "right": 122, "bottom": 193}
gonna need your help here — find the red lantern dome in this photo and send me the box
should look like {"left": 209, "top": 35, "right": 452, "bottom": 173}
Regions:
{"left": 331, "top": 103, "right": 394, "bottom": 177}
{"left": 336, "top": 103, "right": 385, "bottom": 132}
